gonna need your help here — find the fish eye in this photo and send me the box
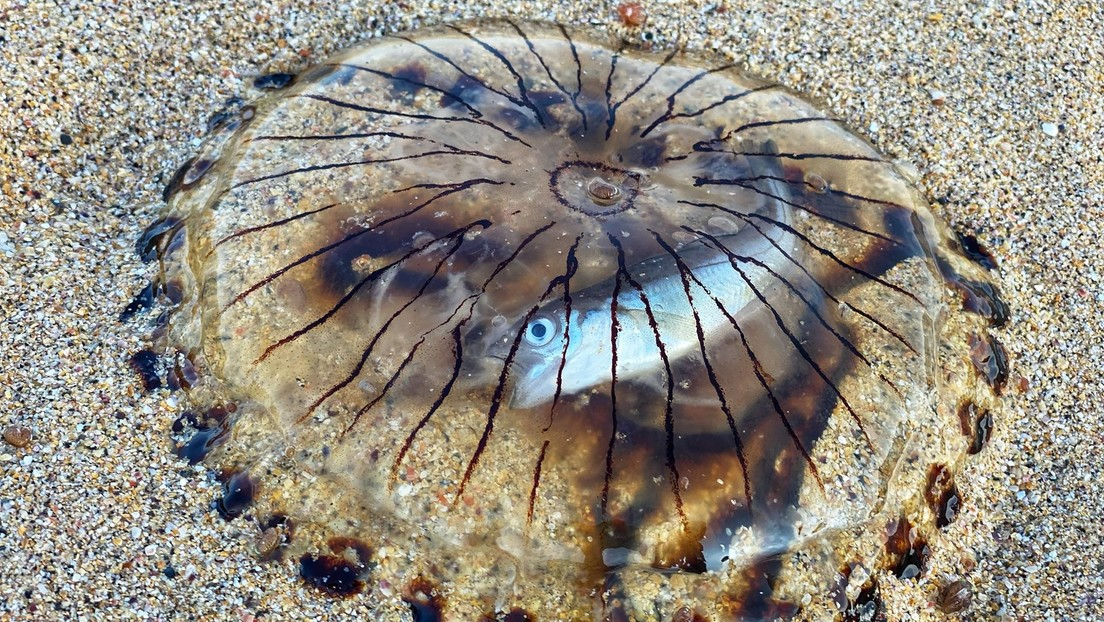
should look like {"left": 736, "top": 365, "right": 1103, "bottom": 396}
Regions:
{"left": 524, "top": 316, "right": 557, "bottom": 347}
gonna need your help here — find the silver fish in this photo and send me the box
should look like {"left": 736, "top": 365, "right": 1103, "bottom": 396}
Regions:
{"left": 488, "top": 159, "right": 797, "bottom": 410}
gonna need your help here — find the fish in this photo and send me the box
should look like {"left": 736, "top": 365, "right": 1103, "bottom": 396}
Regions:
{"left": 486, "top": 153, "right": 798, "bottom": 409}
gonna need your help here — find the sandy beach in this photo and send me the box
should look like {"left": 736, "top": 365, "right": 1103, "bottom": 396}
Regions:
{"left": 1, "top": 0, "right": 1101, "bottom": 620}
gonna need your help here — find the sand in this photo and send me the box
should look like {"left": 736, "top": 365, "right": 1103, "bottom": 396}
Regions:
{"left": 0, "top": 0, "right": 1100, "bottom": 620}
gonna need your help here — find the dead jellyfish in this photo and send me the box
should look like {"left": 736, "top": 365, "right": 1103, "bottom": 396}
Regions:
{"left": 135, "top": 20, "right": 1009, "bottom": 621}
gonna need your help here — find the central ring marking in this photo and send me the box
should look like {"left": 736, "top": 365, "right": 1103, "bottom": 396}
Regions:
{"left": 549, "top": 160, "right": 642, "bottom": 217}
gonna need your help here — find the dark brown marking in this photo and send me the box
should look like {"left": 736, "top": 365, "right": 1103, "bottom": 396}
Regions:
{"left": 526, "top": 440, "right": 550, "bottom": 528}
{"left": 676, "top": 228, "right": 827, "bottom": 493}
{"left": 216, "top": 470, "right": 256, "bottom": 521}
{"left": 299, "top": 537, "right": 372, "bottom": 597}
{"left": 947, "top": 272, "right": 1010, "bottom": 327}
{"left": 506, "top": 20, "right": 588, "bottom": 132}
{"left": 968, "top": 333, "right": 1010, "bottom": 395}
{"left": 135, "top": 217, "right": 181, "bottom": 263}
{"left": 955, "top": 230, "right": 999, "bottom": 270}
{"left": 549, "top": 160, "right": 642, "bottom": 216}
{"left": 679, "top": 201, "right": 922, "bottom": 306}
{"left": 446, "top": 25, "right": 549, "bottom": 129}
{"left": 305, "top": 90, "right": 531, "bottom": 147}
{"left": 684, "top": 145, "right": 885, "bottom": 165}
{"left": 225, "top": 178, "right": 502, "bottom": 310}
{"left": 253, "top": 72, "right": 295, "bottom": 89}
{"left": 936, "top": 579, "right": 973, "bottom": 614}
{"left": 232, "top": 145, "right": 508, "bottom": 189}
{"left": 264, "top": 220, "right": 482, "bottom": 388}
{"left": 706, "top": 221, "right": 906, "bottom": 400}
{"left": 971, "top": 410, "right": 994, "bottom": 455}
{"left": 174, "top": 404, "right": 235, "bottom": 464}
{"left": 689, "top": 179, "right": 907, "bottom": 249}
{"left": 601, "top": 244, "right": 625, "bottom": 516}
{"left": 925, "top": 464, "right": 962, "bottom": 528}
{"left": 457, "top": 224, "right": 576, "bottom": 501}
{"left": 727, "top": 212, "right": 918, "bottom": 355}
{"left": 403, "top": 576, "right": 445, "bottom": 622}
{"left": 714, "top": 116, "right": 841, "bottom": 142}
{"left": 167, "top": 354, "right": 199, "bottom": 391}
{"left": 394, "top": 32, "right": 543, "bottom": 128}
{"left": 883, "top": 517, "right": 929, "bottom": 580}
{"left": 128, "top": 350, "right": 162, "bottom": 391}
{"left": 119, "top": 281, "right": 156, "bottom": 322}
{"left": 544, "top": 236, "right": 583, "bottom": 431}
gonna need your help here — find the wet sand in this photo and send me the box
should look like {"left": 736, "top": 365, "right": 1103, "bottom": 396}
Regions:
{"left": 1, "top": 1, "right": 1100, "bottom": 620}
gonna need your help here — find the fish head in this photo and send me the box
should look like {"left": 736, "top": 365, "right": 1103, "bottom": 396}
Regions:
{"left": 483, "top": 300, "right": 610, "bottom": 409}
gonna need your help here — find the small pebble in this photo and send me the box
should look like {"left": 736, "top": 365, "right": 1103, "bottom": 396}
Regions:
{"left": 1041, "top": 122, "right": 1059, "bottom": 137}
{"left": 3, "top": 425, "right": 32, "bottom": 448}
{"left": 616, "top": 2, "right": 648, "bottom": 27}
{"left": 936, "top": 578, "right": 973, "bottom": 613}
{"left": 256, "top": 527, "right": 281, "bottom": 557}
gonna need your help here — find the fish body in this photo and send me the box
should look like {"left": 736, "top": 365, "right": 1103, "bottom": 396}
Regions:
{"left": 490, "top": 172, "right": 797, "bottom": 409}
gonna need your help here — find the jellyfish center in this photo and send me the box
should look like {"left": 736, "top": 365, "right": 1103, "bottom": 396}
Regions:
{"left": 549, "top": 160, "right": 642, "bottom": 217}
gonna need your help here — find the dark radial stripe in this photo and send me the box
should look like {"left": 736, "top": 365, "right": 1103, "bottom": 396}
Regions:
{"left": 232, "top": 145, "right": 509, "bottom": 189}
{"left": 605, "top": 48, "right": 678, "bottom": 140}
{"left": 250, "top": 130, "right": 434, "bottom": 143}
{"left": 557, "top": 23, "right": 588, "bottom": 132}
{"left": 544, "top": 236, "right": 583, "bottom": 432}
{"left": 387, "top": 222, "right": 557, "bottom": 487}
{"left": 456, "top": 232, "right": 581, "bottom": 501}
{"left": 526, "top": 440, "right": 551, "bottom": 528}
{"left": 677, "top": 146, "right": 885, "bottom": 164}
{"left": 286, "top": 224, "right": 477, "bottom": 421}
{"left": 694, "top": 224, "right": 905, "bottom": 400}
{"left": 382, "top": 323, "right": 466, "bottom": 465}
{"left": 250, "top": 131, "right": 513, "bottom": 166}
{"left": 447, "top": 25, "right": 548, "bottom": 129}
{"left": 224, "top": 178, "right": 503, "bottom": 310}
{"left": 394, "top": 33, "right": 544, "bottom": 129}
{"left": 339, "top": 62, "right": 537, "bottom": 147}
{"left": 214, "top": 182, "right": 471, "bottom": 250}
{"left": 601, "top": 50, "right": 622, "bottom": 142}
{"left": 712, "top": 116, "right": 842, "bottom": 142}
{"left": 506, "top": 20, "right": 589, "bottom": 133}
{"left": 691, "top": 177, "right": 904, "bottom": 248}
{"left": 637, "top": 62, "right": 738, "bottom": 138}
{"left": 607, "top": 233, "right": 688, "bottom": 531}
{"left": 213, "top": 200, "right": 341, "bottom": 251}
{"left": 339, "top": 63, "right": 487, "bottom": 119}
{"left": 301, "top": 91, "right": 532, "bottom": 148}
{"left": 649, "top": 230, "right": 754, "bottom": 516}
{"left": 679, "top": 244, "right": 826, "bottom": 494}
{"left": 600, "top": 243, "right": 624, "bottom": 517}
{"left": 711, "top": 213, "right": 918, "bottom": 355}
{"left": 642, "top": 84, "right": 780, "bottom": 139}
{"left": 693, "top": 228, "right": 875, "bottom": 452}
{"left": 678, "top": 199, "right": 922, "bottom": 304}
{"left": 699, "top": 173, "right": 915, "bottom": 213}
